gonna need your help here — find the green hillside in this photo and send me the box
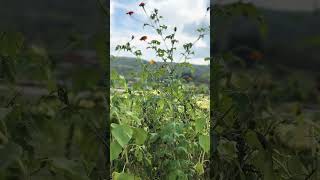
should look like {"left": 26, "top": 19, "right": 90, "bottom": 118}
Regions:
{"left": 111, "top": 56, "right": 210, "bottom": 84}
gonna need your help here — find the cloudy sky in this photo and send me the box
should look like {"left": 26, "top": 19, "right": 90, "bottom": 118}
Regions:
{"left": 110, "top": 0, "right": 210, "bottom": 65}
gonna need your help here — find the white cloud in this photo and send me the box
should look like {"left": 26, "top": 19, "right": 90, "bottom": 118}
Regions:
{"left": 110, "top": 0, "right": 210, "bottom": 65}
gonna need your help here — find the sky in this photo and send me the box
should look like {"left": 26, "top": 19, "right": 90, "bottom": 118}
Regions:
{"left": 110, "top": 0, "right": 210, "bottom": 65}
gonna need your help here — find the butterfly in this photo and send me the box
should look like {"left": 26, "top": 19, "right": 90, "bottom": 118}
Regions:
{"left": 140, "top": 36, "right": 147, "bottom": 41}
{"left": 126, "top": 11, "right": 134, "bottom": 16}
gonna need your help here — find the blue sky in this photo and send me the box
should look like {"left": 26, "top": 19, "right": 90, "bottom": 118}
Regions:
{"left": 110, "top": 0, "right": 210, "bottom": 65}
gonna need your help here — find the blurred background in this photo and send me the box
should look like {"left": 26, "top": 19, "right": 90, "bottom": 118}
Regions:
{"left": 213, "top": 0, "right": 320, "bottom": 107}
{"left": 0, "top": 0, "right": 108, "bottom": 179}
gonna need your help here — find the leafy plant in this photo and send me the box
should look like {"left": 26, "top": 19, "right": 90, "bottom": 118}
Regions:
{"left": 111, "top": 2, "right": 210, "bottom": 179}
{"left": 0, "top": 1, "right": 109, "bottom": 179}
{"left": 210, "top": 2, "right": 320, "bottom": 180}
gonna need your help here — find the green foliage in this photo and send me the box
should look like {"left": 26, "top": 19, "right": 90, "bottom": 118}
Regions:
{"left": 111, "top": 3, "right": 210, "bottom": 179}
{"left": 0, "top": 30, "right": 107, "bottom": 180}
{"left": 211, "top": 2, "right": 320, "bottom": 180}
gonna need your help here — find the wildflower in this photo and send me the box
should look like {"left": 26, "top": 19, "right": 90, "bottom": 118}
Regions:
{"left": 248, "top": 51, "right": 263, "bottom": 61}
{"left": 140, "top": 36, "right": 147, "bottom": 41}
{"left": 149, "top": 59, "right": 156, "bottom": 64}
{"left": 139, "top": 2, "right": 145, "bottom": 7}
{"left": 126, "top": 11, "right": 134, "bottom": 16}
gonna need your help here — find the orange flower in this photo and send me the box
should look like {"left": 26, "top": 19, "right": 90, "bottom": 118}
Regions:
{"left": 140, "top": 36, "right": 147, "bottom": 41}
{"left": 248, "top": 51, "right": 263, "bottom": 61}
{"left": 149, "top": 59, "right": 156, "bottom": 64}
{"left": 126, "top": 11, "right": 134, "bottom": 16}
{"left": 139, "top": 2, "right": 145, "bottom": 7}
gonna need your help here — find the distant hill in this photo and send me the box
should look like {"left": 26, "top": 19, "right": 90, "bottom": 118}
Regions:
{"left": 111, "top": 56, "right": 210, "bottom": 84}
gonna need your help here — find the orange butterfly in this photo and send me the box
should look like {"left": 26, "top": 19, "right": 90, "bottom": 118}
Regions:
{"left": 140, "top": 36, "right": 147, "bottom": 41}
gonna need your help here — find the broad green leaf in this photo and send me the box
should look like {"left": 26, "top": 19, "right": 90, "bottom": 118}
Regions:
{"left": 111, "top": 124, "right": 133, "bottom": 147}
{"left": 133, "top": 128, "right": 148, "bottom": 145}
{"left": 217, "top": 139, "right": 237, "bottom": 162}
{"left": 110, "top": 141, "right": 122, "bottom": 161}
{"left": 251, "top": 150, "right": 274, "bottom": 180}
{"left": 199, "top": 135, "right": 210, "bottom": 153}
{"left": 245, "top": 130, "right": 263, "bottom": 150}
{"left": 195, "top": 118, "right": 206, "bottom": 133}
{"left": 168, "top": 170, "right": 188, "bottom": 180}
{"left": 287, "top": 156, "right": 308, "bottom": 176}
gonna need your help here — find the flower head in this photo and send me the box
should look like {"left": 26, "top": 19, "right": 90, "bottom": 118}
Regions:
{"left": 149, "top": 59, "right": 156, "bottom": 65}
{"left": 140, "top": 36, "right": 148, "bottom": 41}
{"left": 126, "top": 11, "right": 134, "bottom": 16}
{"left": 139, "top": 2, "right": 145, "bottom": 7}
{"left": 248, "top": 51, "right": 263, "bottom": 61}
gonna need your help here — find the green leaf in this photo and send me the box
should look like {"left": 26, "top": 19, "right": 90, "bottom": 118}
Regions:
{"left": 0, "top": 142, "right": 22, "bottom": 170}
{"left": 110, "top": 141, "right": 122, "bottom": 161}
{"left": 199, "top": 135, "right": 210, "bottom": 153}
{"left": 194, "top": 162, "right": 204, "bottom": 175}
{"left": 195, "top": 118, "right": 206, "bottom": 133}
{"left": 245, "top": 130, "right": 263, "bottom": 150}
{"left": 111, "top": 124, "right": 133, "bottom": 147}
{"left": 217, "top": 139, "right": 237, "bottom": 162}
{"left": 167, "top": 170, "right": 188, "bottom": 180}
{"left": 112, "top": 172, "right": 140, "bottom": 180}
{"left": 251, "top": 150, "right": 274, "bottom": 180}
{"left": 50, "top": 158, "right": 90, "bottom": 180}
{"left": 133, "top": 128, "right": 148, "bottom": 145}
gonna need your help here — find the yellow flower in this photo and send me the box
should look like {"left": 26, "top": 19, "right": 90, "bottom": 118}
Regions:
{"left": 149, "top": 59, "right": 156, "bottom": 64}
